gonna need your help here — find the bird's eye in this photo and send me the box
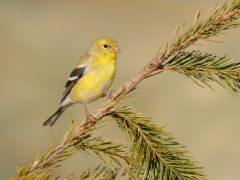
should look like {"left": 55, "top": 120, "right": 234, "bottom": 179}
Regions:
{"left": 103, "top": 44, "right": 108, "bottom": 48}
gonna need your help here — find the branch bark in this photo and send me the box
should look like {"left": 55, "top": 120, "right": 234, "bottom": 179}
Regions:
{"left": 22, "top": 0, "right": 240, "bottom": 176}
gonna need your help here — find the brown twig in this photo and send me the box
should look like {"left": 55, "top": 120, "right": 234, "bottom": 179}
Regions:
{"left": 18, "top": 1, "right": 240, "bottom": 177}
{"left": 27, "top": 53, "right": 165, "bottom": 175}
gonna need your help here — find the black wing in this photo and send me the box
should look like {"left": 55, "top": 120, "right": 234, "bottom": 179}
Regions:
{"left": 61, "top": 66, "right": 86, "bottom": 103}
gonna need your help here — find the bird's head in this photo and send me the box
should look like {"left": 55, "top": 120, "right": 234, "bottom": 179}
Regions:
{"left": 91, "top": 37, "right": 121, "bottom": 55}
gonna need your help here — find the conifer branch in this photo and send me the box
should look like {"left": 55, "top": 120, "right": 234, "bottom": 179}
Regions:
{"left": 163, "top": 51, "right": 240, "bottom": 94}
{"left": 64, "top": 166, "right": 118, "bottom": 180}
{"left": 110, "top": 107, "right": 205, "bottom": 179}
{"left": 78, "top": 166, "right": 118, "bottom": 180}
{"left": 166, "top": 0, "right": 240, "bottom": 59}
{"left": 13, "top": 0, "right": 240, "bottom": 179}
{"left": 12, "top": 120, "right": 131, "bottom": 179}
{"left": 12, "top": 120, "right": 94, "bottom": 179}
{"left": 77, "top": 137, "right": 130, "bottom": 171}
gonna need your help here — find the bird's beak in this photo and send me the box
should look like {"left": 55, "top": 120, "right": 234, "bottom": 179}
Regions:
{"left": 112, "top": 46, "right": 121, "bottom": 54}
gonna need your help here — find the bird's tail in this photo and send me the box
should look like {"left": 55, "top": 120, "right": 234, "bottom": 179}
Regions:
{"left": 43, "top": 107, "right": 65, "bottom": 126}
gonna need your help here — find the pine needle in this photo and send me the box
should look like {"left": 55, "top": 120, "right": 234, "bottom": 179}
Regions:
{"left": 163, "top": 50, "right": 240, "bottom": 95}
{"left": 110, "top": 107, "right": 205, "bottom": 179}
{"left": 167, "top": 0, "right": 240, "bottom": 57}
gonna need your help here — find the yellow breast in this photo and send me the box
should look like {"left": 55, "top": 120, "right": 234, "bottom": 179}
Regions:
{"left": 71, "top": 54, "right": 116, "bottom": 104}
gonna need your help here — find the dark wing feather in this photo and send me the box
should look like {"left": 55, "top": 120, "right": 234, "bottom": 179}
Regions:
{"left": 61, "top": 66, "right": 86, "bottom": 103}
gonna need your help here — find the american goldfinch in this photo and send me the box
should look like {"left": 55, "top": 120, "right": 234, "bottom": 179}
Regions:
{"left": 43, "top": 37, "right": 120, "bottom": 126}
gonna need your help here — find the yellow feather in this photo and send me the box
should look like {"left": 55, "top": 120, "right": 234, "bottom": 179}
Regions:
{"left": 72, "top": 53, "right": 116, "bottom": 103}
{"left": 43, "top": 37, "right": 120, "bottom": 126}
{"left": 72, "top": 37, "right": 118, "bottom": 103}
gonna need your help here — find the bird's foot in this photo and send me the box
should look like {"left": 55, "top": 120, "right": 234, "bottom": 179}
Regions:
{"left": 101, "top": 90, "right": 115, "bottom": 99}
{"left": 86, "top": 112, "right": 97, "bottom": 124}
{"left": 107, "top": 90, "right": 115, "bottom": 99}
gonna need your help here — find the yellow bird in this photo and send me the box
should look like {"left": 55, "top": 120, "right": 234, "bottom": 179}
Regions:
{"left": 43, "top": 37, "right": 120, "bottom": 126}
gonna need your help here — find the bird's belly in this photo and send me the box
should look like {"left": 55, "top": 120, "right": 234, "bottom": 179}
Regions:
{"left": 71, "top": 68, "right": 115, "bottom": 104}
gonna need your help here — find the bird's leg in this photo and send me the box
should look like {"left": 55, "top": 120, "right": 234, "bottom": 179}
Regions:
{"left": 83, "top": 104, "right": 96, "bottom": 122}
{"left": 83, "top": 103, "right": 91, "bottom": 118}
